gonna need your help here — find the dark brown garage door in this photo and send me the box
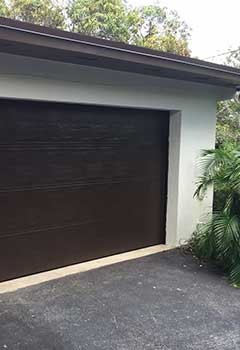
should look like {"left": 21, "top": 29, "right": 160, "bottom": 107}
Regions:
{"left": 0, "top": 99, "right": 169, "bottom": 282}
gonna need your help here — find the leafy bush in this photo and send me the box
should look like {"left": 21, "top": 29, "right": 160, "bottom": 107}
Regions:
{"left": 190, "top": 144, "right": 240, "bottom": 286}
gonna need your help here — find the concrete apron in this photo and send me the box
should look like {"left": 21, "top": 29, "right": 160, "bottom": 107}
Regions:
{"left": 0, "top": 244, "right": 172, "bottom": 294}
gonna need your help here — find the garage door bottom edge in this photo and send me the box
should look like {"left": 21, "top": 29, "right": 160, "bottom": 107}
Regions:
{"left": 0, "top": 244, "right": 173, "bottom": 294}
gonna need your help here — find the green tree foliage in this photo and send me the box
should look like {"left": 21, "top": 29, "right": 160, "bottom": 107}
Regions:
{"left": 67, "top": 0, "right": 191, "bottom": 55}
{"left": 135, "top": 6, "right": 190, "bottom": 56}
{"left": 216, "top": 50, "right": 240, "bottom": 147}
{"left": 4, "top": 0, "right": 65, "bottom": 29}
{"left": 216, "top": 100, "right": 240, "bottom": 147}
{"left": 68, "top": 0, "right": 139, "bottom": 42}
{"left": 226, "top": 48, "right": 240, "bottom": 68}
{"left": 0, "top": 0, "right": 191, "bottom": 55}
{"left": 0, "top": 0, "right": 9, "bottom": 16}
{"left": 190, "top": 145, "right": 240, "bottom": 286}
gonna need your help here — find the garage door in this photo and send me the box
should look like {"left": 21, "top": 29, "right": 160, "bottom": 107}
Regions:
{"left": 0, "top": 99, "right": 169, "bottom": 282}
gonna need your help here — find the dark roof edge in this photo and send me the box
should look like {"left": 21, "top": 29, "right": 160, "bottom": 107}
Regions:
{"left": 0, "top": 16, "right": 240, "bottom": 88}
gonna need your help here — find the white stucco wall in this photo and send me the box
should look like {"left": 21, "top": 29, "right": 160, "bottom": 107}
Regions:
{"left": 0, "top": 53, "right": 234, "bottom": 246}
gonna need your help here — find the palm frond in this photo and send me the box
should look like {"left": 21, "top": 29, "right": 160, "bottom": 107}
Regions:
{"left": 194, "top": 147, "right": 233, "bottom": 199}
{"left": 230, "top": 263, "right": 240, "bottom": 287}
{"left": 190, "top": 143, "right": 240, "bottom": 287}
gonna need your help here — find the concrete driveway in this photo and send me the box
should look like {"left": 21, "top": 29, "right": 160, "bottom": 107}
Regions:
{"left": 0, "top": 249, "right": 240, "bottom": 350}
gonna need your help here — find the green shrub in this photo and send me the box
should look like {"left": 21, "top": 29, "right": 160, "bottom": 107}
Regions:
{"left": 190, "top": 144, "right": 240, "bottom": 286}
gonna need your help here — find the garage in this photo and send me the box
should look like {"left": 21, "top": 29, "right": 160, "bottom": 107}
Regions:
{"left": 0, "top": 18, "right": 239, "bottom": 283}
{"left": 0, "top": 99, "right": 169, "bottom": 281}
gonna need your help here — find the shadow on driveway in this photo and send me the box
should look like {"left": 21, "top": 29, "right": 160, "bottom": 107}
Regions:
{"left": 0, "top": 249, "right": 240, "bottom": 350}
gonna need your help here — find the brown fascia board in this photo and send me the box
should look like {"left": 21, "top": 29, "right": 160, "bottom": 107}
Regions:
{"left": 0, "top": 17, "right": 240, "bottom": 88}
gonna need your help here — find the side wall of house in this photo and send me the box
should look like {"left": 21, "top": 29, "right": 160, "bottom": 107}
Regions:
{"left": 0, "top": 53, "right": 233, "bottom": 246}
